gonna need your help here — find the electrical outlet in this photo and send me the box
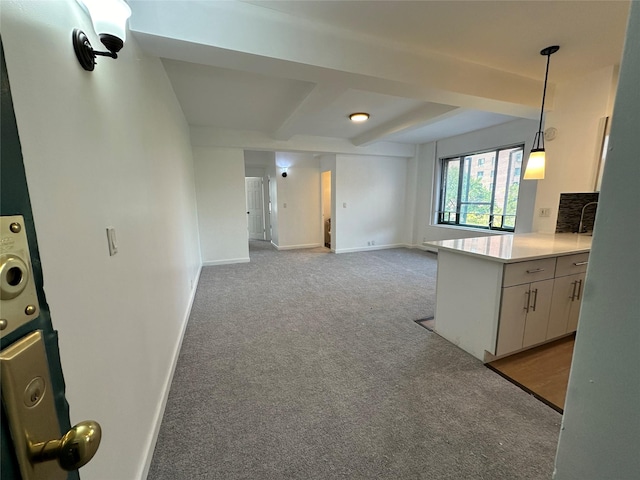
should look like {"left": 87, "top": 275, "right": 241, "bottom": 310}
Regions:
{"left": 539, "top": 208, "right": 551, "bottom": 217}
{"left": 371, "top": 240, "right": 375, "bottom": 246}
{"left": 367, "top": 241, "right": 371, "bottom": 246}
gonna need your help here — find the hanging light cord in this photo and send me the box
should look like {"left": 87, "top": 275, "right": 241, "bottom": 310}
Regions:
{"left": 533, "top": 46, "right": 560, "bottom": 150}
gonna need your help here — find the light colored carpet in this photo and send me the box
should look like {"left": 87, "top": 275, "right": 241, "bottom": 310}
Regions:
{"left": 148, "top": 242, "right": 561, "bottom": 479}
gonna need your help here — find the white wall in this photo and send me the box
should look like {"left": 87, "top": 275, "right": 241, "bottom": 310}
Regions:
{"left": 533, "top": 66, "right": 618, "bottom": 233}
{"left": 194, "top": 147, "right": 250, "bottom": 264}
{"left": 274, "top": 152, "right": 322, "bottom": 249}
{"left": 412, "top": 118, "right": 539, "bottom": 246}
{"left": 554, "top": 4, "right": 639, "bottom": 477}
{"left": 1, "top": 2, "right": 201, "bottom": 479}
{"left": 334, "top": 154, "right": 408, "bottom": 253}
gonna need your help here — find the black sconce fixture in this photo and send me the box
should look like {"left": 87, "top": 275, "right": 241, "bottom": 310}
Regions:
{"left": 524, "top": 45, "right": 560, "bottom": 180}
{"left": 73, "top": 0, "right": 132, "bottom": 71}
{"left": 281, "top": 167, "right": 289, "bottom": 178}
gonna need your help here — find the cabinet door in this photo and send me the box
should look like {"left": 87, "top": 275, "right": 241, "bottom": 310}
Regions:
{"left": 567, "top": 273, "right": 586, "bottom": 332}
{"left": 496, "top": 284, "right": 529, "bottom": 356}
{"left": 548, "top": 273, "right": 584, "bottom": 338}
{"left": 522, "top": 279, "right": 554, "bottom": 348}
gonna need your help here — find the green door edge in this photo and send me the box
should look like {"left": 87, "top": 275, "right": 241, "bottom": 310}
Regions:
{"left": 1, "top": 38, "right": 80, "bottom": 480}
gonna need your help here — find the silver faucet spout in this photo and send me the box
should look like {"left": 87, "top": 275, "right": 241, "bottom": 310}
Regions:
{"left": 578, "top": 201, "right": 598, "bottom": 233}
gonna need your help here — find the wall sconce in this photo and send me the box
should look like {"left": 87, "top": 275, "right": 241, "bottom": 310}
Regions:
{"left": 281, "top": 167, "right": 288, "bottom": 178}
{"left": 73, "top": 0, "right": 132, "bottom": 71}
{"left": 524, "top": 45, "right": 560, "bottom": 180}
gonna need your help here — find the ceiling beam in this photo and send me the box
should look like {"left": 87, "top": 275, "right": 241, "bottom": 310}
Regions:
{"left": 129, "top": 1, "right": 545, "bottom": 111}
{"left": 351, "top": 104, "right": 460, "bottom": 146}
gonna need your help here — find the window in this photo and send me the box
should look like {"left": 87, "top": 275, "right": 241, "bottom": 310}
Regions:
{"left": 438, "top": 145, "right": 524, "bottom": 231}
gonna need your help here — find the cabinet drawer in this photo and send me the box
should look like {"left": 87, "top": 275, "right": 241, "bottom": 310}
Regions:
{"left": 503, "top": 257, "right": 556, "bottom": 287}
{"left": 555, "top": 253, "right": 590, "bottom": 277}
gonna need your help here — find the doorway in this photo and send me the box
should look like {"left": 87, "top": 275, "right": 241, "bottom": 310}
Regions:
{"left": 245, "top": 177, "right": 265, "bottom": 240}
{"left": 321, "top": 170, "right": 332, "bottom": 249}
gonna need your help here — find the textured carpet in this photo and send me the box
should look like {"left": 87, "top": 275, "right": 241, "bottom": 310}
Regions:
{"left": 147, "top": 243, "right": 561, "bottom": 479}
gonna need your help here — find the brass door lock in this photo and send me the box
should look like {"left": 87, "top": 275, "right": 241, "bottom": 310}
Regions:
{"left": 1, "top": 331, "right": 102, "bottom": 479}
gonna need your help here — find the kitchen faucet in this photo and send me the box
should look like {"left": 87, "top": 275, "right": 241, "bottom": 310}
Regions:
{"left": 578, "top": 201, "right": 598, "bottom": 234}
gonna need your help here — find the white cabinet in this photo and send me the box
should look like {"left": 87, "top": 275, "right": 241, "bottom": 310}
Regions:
{"left": 495, "top": 253, "right": 588, "bottom": 357}
{"left": 429, "top": 235, "right": 591, "bottom": 362}
{"left": 496, "top": 258, "right": 555, "bottom": 356}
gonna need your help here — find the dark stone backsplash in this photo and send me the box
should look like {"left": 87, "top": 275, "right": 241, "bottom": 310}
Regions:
{"left": 556, "top": 192, "right": 599, "bottom": 233}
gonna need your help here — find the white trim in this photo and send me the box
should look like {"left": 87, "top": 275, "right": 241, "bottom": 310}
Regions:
{"left": 202, "top": 257, "right": 250, "bottom": 266}
{"left": 407, "top": 243, "right": 439, "bottom": 253}
{"left": 334, "top": 243, "right": 406, "bottom": 254}
{"left": 273, "top": 242, "right": 323, "bottom": 251}
{"left": 139, "top": 264, "right": 202, "bottom": 480}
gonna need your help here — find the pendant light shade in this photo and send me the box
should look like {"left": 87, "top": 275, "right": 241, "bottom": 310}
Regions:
{"left": 524, "top": 149, "right": 545, "bottom": 179}
{"left": 524, "top": 45, "right": 559, "bottom": 180}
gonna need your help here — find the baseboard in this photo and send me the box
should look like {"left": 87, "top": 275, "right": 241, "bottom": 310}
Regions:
{"left": 273, "top": 242, "right": 323, "bottom": 251}
{"left": 334, "top": 243, "right": 406, "bottom": 254}
{"left": 139, "top": 264, "right": 202, "bottom": 480}
{"left": 405, "top": 243, "right": 439, "bottom": 253}
{"left": 202, "top": 257, "right": 250, "bottom": 266}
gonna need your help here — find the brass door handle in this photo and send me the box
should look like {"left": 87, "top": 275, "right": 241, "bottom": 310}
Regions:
{"left": 1, "top": 331, "right": 102, "bottom": 479}
{"left": 29, "top": 420, "right": 102, "bottom": 471}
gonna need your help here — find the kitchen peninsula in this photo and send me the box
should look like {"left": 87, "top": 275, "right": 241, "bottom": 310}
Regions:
{"left": 425, "top": 233, "right": 592, "bottom": 362}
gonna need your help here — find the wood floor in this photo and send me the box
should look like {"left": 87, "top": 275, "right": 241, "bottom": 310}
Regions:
{"left": 487, "top": 335, "right": 576, "bottom": 412}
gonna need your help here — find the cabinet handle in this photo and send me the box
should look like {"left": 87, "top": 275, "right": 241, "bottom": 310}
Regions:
{"left": 570, "top": 280, "right": 578, "bottom": 301}
{"left": 526, "top": 268, "right": 545, "bottom": 274}
{"left": 576, "top": 279, "right": 583, "bottom": 300}
{"left": 531, "top": 288, "right": 539, "bottom": 312}
{"left": 573, "top": 261, "right": 589, "bottom": 266}
{"left": 524, "top": 290, "right": 531, "bottom": 312}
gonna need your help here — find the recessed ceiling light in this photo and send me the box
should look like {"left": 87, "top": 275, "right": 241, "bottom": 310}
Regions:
{"left": 349, "top": 112, "right": 370, "bottom": 122}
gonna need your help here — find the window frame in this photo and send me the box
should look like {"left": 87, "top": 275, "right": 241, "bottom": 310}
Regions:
{"left": 437, "top": 143, "right": 524, "bottom": 232}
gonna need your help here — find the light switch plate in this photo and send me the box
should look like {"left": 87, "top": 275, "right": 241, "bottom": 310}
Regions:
{"left": 106, "top": 227, "right": 118, "bottom": 256}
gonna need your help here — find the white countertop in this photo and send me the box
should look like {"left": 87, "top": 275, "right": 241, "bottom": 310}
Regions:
{"left": 424, "top": 233, "right": 592, "bottom": 263}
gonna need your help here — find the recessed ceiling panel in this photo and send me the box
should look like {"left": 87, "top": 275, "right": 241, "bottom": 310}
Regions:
{"left": 161, "top": 59, "right": 315, "bottom": 130}
{"left": 287, "top": 89, "right": 425, "bottom": 139}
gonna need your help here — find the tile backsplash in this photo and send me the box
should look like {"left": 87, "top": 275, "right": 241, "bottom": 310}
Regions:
{"left": 556, "top": 192, "right": 599, "bottom": 233}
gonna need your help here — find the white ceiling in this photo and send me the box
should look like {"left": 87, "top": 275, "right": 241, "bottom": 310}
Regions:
{"left": 128, "top": 0, "right": 630, "bottom": 150}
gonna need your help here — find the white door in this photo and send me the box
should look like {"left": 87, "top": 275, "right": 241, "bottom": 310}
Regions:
{"left": 245, "top": 177, "right": 265, "bottom": 240}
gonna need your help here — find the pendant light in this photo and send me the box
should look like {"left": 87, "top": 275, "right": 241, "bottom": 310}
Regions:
{"left": 524, "top": 45, "right": 560, "bottom": 180}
